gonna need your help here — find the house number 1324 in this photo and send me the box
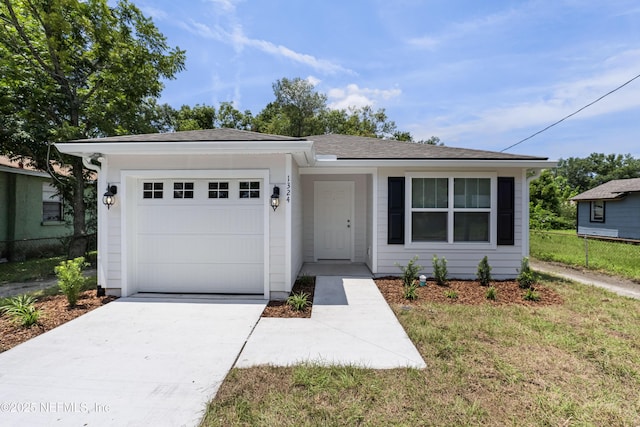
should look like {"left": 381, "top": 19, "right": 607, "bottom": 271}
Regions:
{"left": 286, "top": 175, "right": 291, "bottom": 203}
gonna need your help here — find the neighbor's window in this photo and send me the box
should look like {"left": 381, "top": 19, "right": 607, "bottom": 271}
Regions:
{"left": 42, "top": 183, "right": 63, "bottom": 222}
{"left": 208, "top": 182, "right": 229, "bottom": 199}
{"left": 590, "top": 200, "right": 605, "bottom": 222}
{"left": 143, "top": 182, "right": 163, "bottom": 199}
{"left": 410, "top": 176, "right": 493, "bottom": 243}
{"left": 239, "top": 181, "right": 260, "bottom": 199}
{"left": 173, "top": 182, "right": 194, "bottom": 199}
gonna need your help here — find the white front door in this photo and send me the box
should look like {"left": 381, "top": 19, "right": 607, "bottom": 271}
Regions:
{"left": 314, "top": 181, "right": 354, "bottom": 260}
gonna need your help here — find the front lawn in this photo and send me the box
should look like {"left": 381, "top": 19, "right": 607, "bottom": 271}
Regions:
{"left": 530, "top": 230, "right": 640, "bottom": 281}
{"left": 202, "top": 275, "right": 640, "bottom": 426}
{"left": 0, "top": 256, "right": 65, "bottom": 283}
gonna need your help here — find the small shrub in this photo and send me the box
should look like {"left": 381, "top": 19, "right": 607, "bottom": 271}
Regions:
{"left": 297, "top": 274, "right": 313, "bottom": 286}
{"left": 486, "top": 286, "right": 498, "bottom": 301}
{"left": 523, "top": 288, "right": 540, "bottom": 302}
{"left": 444, "top": 290, "right": 458, "bottom": 299}
{"left": 396, "top": 256, "right": 423, "bottom": 287}
{"left": 517, "top": 257, "right": 537, "bottom": 289}
{"left": 55, "top": 257, "right": 88, "bottom": 307}
{"left": 432, "top": 254, "right": 448, "bottom": 286}
{"left": 287, "top": 292, "right": 310, "bottom": 311}
{"left": 477, "top": 256, "right": 492, "bottom": 286}
{"left": 0, "top": 294, "right": 41, "bottom": 328}
{"left": 403, "top": 280, "right": 418, "bottom": 300}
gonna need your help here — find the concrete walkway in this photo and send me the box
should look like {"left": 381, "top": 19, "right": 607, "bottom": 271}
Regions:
{"left": 0, "top": 297, "right": 266, "bottom": 427}
{"left": 531, "top": 260, "right": 640, "bottom": 300}
{"left": 236, "top": 277, "right": 426, "bottom": 369}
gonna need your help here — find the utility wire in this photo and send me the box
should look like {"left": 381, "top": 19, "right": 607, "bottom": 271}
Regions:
{"left": 501, "top": 72, "right": 640, "bottom": 152}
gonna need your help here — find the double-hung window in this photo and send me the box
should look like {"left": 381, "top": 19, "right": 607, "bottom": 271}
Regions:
{"left": 408, "top": 173, "right": 495, "bottom": 245}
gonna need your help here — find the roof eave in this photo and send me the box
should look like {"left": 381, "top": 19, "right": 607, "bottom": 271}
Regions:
{"left": 312, "top": 158, "right": 557, "bottom": 168}
{"left": 55, "top": 141, "right": 316, "bottom": 166}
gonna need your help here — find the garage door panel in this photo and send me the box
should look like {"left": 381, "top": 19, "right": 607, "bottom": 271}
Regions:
{"left": 137, "top": 235, "right": 263, "bottom": 264}
{"left": 137, "top": 206, "right": 263, "bottom": 235}
{"left": 134, "top": 177, "right": 265, "bottom": 294}
{"left": 137, "top": 263, "right": 263, "bottom": 294}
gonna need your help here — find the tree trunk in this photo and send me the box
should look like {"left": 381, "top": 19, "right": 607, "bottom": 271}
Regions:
{"left": 68, "top": 156, "right": 87, "bottom": 258}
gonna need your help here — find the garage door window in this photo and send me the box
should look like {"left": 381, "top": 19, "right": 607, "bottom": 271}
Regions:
{"left": 239, "top": 181, "right": 260, "bottom": 199}
{"left": 208, "top": 182, "right": 229, "bottom": 199}
{"left": 173, "top": 182, "right": 194, "bottom": 199}
{"left": 143, "top": 182, "right": 163, "bottom": 199}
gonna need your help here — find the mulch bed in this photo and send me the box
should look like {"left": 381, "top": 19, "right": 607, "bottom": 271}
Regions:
{"left": 0, "top": 290, "right": 116, "bottom": 353}
{"left": 261, "top": 277, "right": 316, "bottom": 318}
{"left": 261, "top": 275, "right": 562, "bottom": 320}
{"left": 375, "top": 277, "right": 564, "bottom": 307}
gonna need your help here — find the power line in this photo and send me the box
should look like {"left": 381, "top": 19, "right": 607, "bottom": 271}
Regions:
{"left": 501, "top": 72, "right": 640, "bottom": 152}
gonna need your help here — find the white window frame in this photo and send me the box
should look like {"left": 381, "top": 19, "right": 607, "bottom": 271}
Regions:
{"left": 405, "top": 172, "right": 497, "bottom": 249}
{"left": 590, "top": 200, "right": 605, "bottom": 223}
{"left": 42, "top": 182, "right": 64, "bottom": 223}
{"left": 208, "top": 181, "right": 230, "bottom": 199}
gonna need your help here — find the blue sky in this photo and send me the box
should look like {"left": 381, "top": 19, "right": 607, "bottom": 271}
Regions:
{"left": 135, "top": 0, "right": 640, "bottom": 160}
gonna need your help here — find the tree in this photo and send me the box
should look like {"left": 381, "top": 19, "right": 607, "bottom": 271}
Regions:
{"left": 174, "top": 104, "right": 216, "bottom": 131}
{"left": 557, "top": 153, "right": 640, "bottom": 193}
{"left": 216, "top": 101, "right": 253, "bottom": 130}
{"left": 254, "top": 77, "right": 327, "bottom": 137}
{"left": 0, "top": 0, "right": 185, "bottom": 257}
{"left": 320, "top": 106, "right": 397, "bottom": 138}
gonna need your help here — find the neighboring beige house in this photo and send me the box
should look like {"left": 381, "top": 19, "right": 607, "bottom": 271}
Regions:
{"left": 56, "top": 129, "right": 555, "bottom": 299}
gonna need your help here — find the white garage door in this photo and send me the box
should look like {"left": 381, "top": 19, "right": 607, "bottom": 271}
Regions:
{"left": 134, "top": 178, "right": 264, "bottom": 294}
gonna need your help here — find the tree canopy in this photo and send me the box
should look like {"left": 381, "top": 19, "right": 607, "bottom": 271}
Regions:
{"left": 530, "top": 153, "right": 640, "bottom": 230}
{"left": 0, "top": 0, "right": 185, "bottom": 256}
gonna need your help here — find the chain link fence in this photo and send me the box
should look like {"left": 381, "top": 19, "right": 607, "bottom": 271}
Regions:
{"left": 0, "top": 234, "right": 97, "bottom": 262}
{"left": 530, "top": 230, "right": 640, "bottom": 280}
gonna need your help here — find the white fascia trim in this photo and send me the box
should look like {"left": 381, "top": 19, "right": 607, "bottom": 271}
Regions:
{"left": 55, "top": 140, "right": 314, "bottom": 157}
{"left": 307, "top": 159, "right": 558, "bottom": 169}
{"left": 300, "top": 166, "right": 378, "bottom": 175}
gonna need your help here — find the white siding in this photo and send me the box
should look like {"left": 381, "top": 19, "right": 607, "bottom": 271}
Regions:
{"left": 290, "top": 161, "right": 303, "bottom": 286}
{"left": 103, "top": 153, "right": 287, "bottom": 296}
{"left": 376, "top": 167, "right": 526, "bottom": 280}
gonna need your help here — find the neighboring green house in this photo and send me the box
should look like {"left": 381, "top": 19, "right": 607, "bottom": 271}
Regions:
{"left": 0, "top": 156, "right": 73, "bottom": 261}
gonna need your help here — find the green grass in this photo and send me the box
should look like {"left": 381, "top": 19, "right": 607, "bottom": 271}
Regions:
{"left": 201, "top": 276, "right": 640, "bottom": 426}
{"left": 0, "top": 251, "right": 97, "bottom": 285}
{"left": 530, "top": 230, "right": 640, "bottom": 281}
{"left": 0, "top": 256, "right": 65, "bottom": 283}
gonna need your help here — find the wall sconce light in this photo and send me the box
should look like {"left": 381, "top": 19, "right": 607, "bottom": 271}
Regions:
{"left": 102, "top": 184, "right": 117, "bottom": 210}
{"left": 270, "top": 186, "right": 280, "bottom": 211}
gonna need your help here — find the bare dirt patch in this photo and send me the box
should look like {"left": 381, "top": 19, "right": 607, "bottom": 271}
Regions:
{"left": 261, "top": 277, "right": 315, "bottom": 318}
{"left": 375, "top": 277, "right": 564, "bottom": 306}
{"left": 0, "top": 290, "right": 116, "bottom": 353}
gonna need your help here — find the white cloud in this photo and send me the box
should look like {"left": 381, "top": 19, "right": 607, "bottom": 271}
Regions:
{"left": 407, "top": 36, "right": 440, "bottom": 50}
{"left": 140, "top": 6, "right": 168, "bottom": 21}
{"left": 306, "top": 76, "right": 321, "bottom": 86}
{"left": 182, "top": 20, "right": 352, "bottom": 75}
{"left": 206, "top": 0, "right": 242, "bottom": 14}
{"left": 327, "top": 84, "right": 402, "bottom": 109}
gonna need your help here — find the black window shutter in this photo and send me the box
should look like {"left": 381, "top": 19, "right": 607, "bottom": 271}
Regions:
{"left": 497, "top": 177, "right": 515, "bottom": 245}
{"left": 388, "top": 177, "right": 405, "bottom": 244}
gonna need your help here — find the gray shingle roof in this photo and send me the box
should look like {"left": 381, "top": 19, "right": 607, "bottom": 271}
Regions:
{"left": 68, "top": 128, "right": 547, "bottom": 161}
{"left": 571, "top": 178, "right": 640, "bottom": 201}
{"left": 308, "top": 134, "right": 547, "bottom": 160}
{"left": 70, "top": 128, "right": 305, "bottom": 143}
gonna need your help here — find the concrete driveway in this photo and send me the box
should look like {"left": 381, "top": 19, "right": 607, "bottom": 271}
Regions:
{"left": 0, "top": 297, "right": 265, "bottom": 427}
